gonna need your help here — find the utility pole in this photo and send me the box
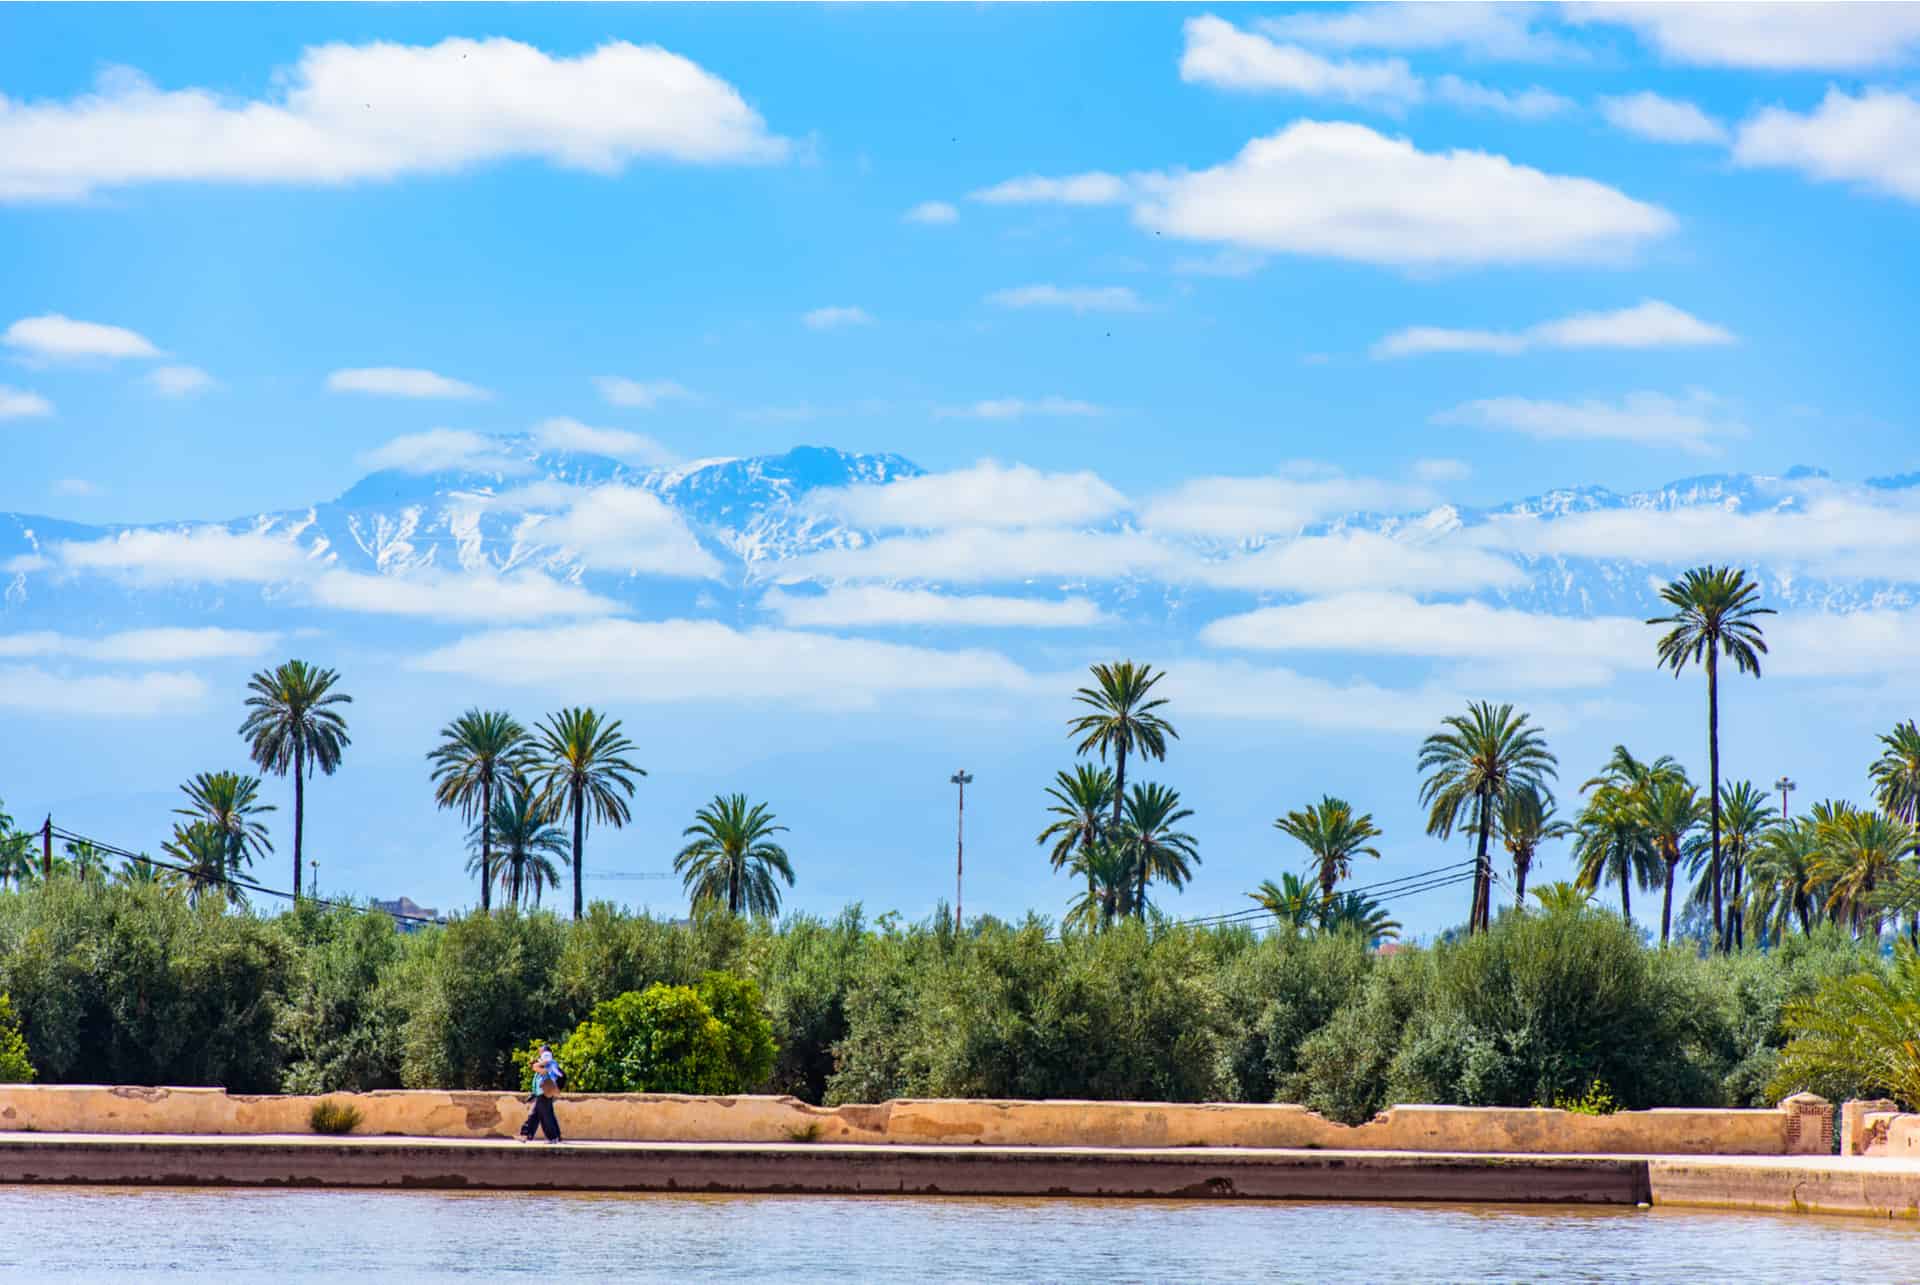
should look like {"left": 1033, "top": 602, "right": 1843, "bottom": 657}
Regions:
{"left": 40, "top": 817, "right": 51, "bottom": 881}
{"left": 310, "top": 859, "right": 319, "bottom": 899}
{"left": 1774, "top": 776, "right": 1796, "bottom": 823}
{"left": 950, "top": 770, "right": 972, "bottom": 931}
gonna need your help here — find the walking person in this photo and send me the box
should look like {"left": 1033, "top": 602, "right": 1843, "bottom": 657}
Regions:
{"left": 518, "top": 1042, "right": 565, "bottom": 1144}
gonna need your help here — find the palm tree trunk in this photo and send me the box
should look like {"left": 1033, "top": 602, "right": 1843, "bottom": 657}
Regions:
{"left": 729, "top": 852, "right": 741, "bottom": 916}
{"left": 510, "top": 843, "right": 524, "bottom": 910}
{"left": 1514, "top": 852, "right": 1530, "bottom": 909}
{"left": 1471, "top": 787, "right": 1492, "bottom": 934}
{"left": 1660, "top": 857, "right": 1676, "bottom": 946}
{"left": 1619, "top": 850, "right": 1632, "bottom": 925}
{"left": 1797, "top": 894, "right": 1810, "bottom": 935}
{"left": 1706, "top": 648, "right": 1725, "bottom": 952}
{"left": 571, "top": 782, "right": 584, "bottom": 921}
{"left": 480, "top": 776, "right": 493, "bottom": 914}
{"left": 292, "top": 734, "right": 306, "bottom": 900}
{"left": 1114, "top": 748, "right": 1143, "bottom": 919}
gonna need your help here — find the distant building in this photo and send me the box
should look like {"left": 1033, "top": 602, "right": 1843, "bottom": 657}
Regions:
{"left": 373, "top": 896, "right": 442, "bottom": 931}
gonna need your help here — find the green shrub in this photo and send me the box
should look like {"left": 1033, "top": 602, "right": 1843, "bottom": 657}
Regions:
{"left": 543, "top": 971, "right": 778, "bottom": 1095}
{"left": 1769, "top": 944, "right": 1920, "bottom": 1109}
{"left": 1551, "top": 1079, "right": 1618, "bottom": 1115}
{"left": 0, "top": 993, "right": 34, "bottom": 1083}
{"left": 308, "top": 1099, "right": 363, "bottom": 1134}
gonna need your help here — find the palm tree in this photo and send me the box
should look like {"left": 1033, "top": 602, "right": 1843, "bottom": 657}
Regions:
{"left": 1649, "top": 566, "right": 1774, "bottom": 951}
{"left": 529, "top": 707, "right": 644, "bottom": 920}
{"left": 175, "top": 770, "right": 275, "bottom": 881}
{"left": 1248, "top": 872, "right": 1319, "bottom": 930}
{"left": 429, "top": 709, "right": 530, "bottom": 914}
{"left": 1573, "top": 782, "right": 1657, "bottom": 925}
{"left": 1037, "top": 764, "right": 1114, "bottom": 903}
{"left": 1274, "top": 795, "right": 1383, "bottom": 904}
{"left": 1640, "top": 773, "right": 1706, "bottom": 946}
{"left": 471, "top": 781, "right": 569, "bottom": 910}
{"left": 1498, "top": 785, "right": 1572, "bottom": 908}
{"left": 161, "top": 820, "right": 245, "bottom": 908}
{"left": 1749, "top": 818, "right": 1822, "bottom": 940}
{"left": 113, "top": 855, "right": 173, "bottom": 890}
{"left": 59, "top": 839, "right": 110, "bottom": 885}
{"left": 1531, "top": 880, "right": 1594, "bottom": 915}
{"left": 1115, "top": 782, "right": 1199, "bottom": 917}
{"left": 674, "top": 793, "right": 795, "bottom": 918}
{"left": 238, "top": 660, "right": 351, "bottom": 900}
{"left": 1814, "top": 805, "right": 1913, "bottom": 939}
{"left": 1319, "top": 891, "right": 1401, "bottom": 946}
{"left": 1064, "top": 839, "right": 1134, "bottom": 933}
{"left": 1688, "top": 781, "right": 1773, "bottom": 949}
{"left": 1069, "top": 661, "right": 1178, "bottom": 915}
{"left": 1872, "top": 721, "right": 1920, "bottom": 944}
{"left": 0, "top": 828, "right": 31, "bottom": 892}
{"left": 1417, "top": 701, "right": 1558, "bottom": 933}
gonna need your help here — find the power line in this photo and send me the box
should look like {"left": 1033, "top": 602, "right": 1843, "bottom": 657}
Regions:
{"left": 1170, "top": 858, "right": 1482, "bottom": 930}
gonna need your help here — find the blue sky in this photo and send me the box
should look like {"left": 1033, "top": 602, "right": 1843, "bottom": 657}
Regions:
{"left": 3, "top": 4, "right": 1919, "bottom": 933}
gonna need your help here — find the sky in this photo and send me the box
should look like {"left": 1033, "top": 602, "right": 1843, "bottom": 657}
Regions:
{"left": 2, "top": 3, "right": 1919, "bottom": 935}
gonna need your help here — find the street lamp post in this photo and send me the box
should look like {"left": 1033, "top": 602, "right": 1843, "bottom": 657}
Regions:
{"left": 310, "top": 858, "right": 319, "bottom": 899}
{"left": 1774, "top": 776, "right": 1796, "bottom": 823}
{"left": 950, "top": 770, "right": 973, "bottom": 931}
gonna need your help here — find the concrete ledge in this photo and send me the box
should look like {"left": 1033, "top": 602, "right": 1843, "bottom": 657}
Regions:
{"left": 0, "top": 1134, "right": 1654, "bottom": 1204}
{"left": 1650, "top": 1155, "right": 1920, "bottom": 1219}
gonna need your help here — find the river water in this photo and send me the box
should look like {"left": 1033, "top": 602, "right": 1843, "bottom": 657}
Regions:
{"left": 5, "top": 1188, "right": 1919, "bottom": 1282}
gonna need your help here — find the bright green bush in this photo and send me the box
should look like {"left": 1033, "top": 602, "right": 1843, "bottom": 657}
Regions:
{"left": 544, "top": 972, "right": 777, "bottom": 1095}
{"left": 1768, "top": 944, "right": 1920, "bottom": 1109}
{"left": 0, "top": 993, "right": 34, "bottom": 1083}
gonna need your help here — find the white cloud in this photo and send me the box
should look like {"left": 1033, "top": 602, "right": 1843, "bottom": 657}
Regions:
{"left": 803, "top": 306, "right": 871, "bottom": 330}
{"left": 1414, "top": 458, "right": 1472, "bottom": 483}
{"left": 326, "top": 367, "right": 488, "bottom": 399}
{"left": 784, "top": 527, "right": 1183, "bottom": 586}
{"left": 54, "top": 526, "right": 316, "bottom": 586}
{"left": 360, "top": 428, "right": 526, "bottom": 475}
{"left": 0, "top": 667, "right": 208, "bottom": 717}
{"left": 1599, "top": 91, "right": 1728, "bottom": 145}
{"left": 1191, "top": 530, "right": 1526, "bottom": 595}
{"left": 3, "top": 313, "right": 159, "bottom": 360}
{"left": 763, "top": 585, "right": 1106, "bottom": 629}
{"left": 970, "top": 172, "right": 1133, "bottom": 206}
{"left": 1178, "top": 16, "right": 1424, "bottom": 108}
{"left": 1166, "top": 659, "right": 1458, "bottom": 733}
{"left": 308, "top": 569, "right": 615, "bottom": 620}
{"left": 0, "top": 38, "right": 787, "bottom": 201}
{"left": 986, "top": 284, "right": 1143, "bottom": 313}
{"left": 0, "top": 626, "right": 278, "bottom": 663}
{"left": 1433, "top": 390, "right": 1742, "bottom": 454}
{"left": 1433, "top": 75, "right": 1572, "bottom": 119}
{"left": 805, "top": 461, "right": 1128, "bottom": 531}
{"left": 1571, "top": 2, "right": 1920, "bottom": 70}
{"left": 1733, "top": 89, "right": 1920, "bottom": 204}
{"left": 146, "top": 364, "right": 216, "bottom": 397}
{"left": 0, "top": 386, "right": 53, "bottom": 419}
{"left": 904, "top": 200, "right": 958, "bottom": 225}
{"left": 935, "top": 396, "right": 1105, "bottom": 421}
{"left": 531, "top": 417, "right": 675, "bottom": 465}
{"left": 1259, "top": 3, "right": 1576, "bottom": 61}
{"left": 1374, "top": 300, "right": 1734, "bottom": 358}
{"left": 1141, "top": 474, "right": 1438, "bottom": 539}
{"left": 1771, "top": 609, "right": 1920, "bottom": 679}
{"left": 51, "top": 479, "right": 97, "bottom": 497}
{"left": 592, "top": 376, "right": 693, "bottom": 409}
{"left": 512, "top": 484, "right": 722, "bottom": 579}
{"left": 413, "top": 619, "right": 1035, "bottom": 709}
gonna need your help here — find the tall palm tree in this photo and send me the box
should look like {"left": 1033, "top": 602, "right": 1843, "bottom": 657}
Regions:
{"left": 1274, "top": 795, "right": 1383, "bottom": 904}
{"left": 1649, "top": 566, "right": 1773, "bottom": 951}
{"left": 1037, "top": 764, "right": 1114, "bottom": 903}
{"left": 1640, "top": 773, "right": 1706, "bottom": 946}
{"left": 674, "top": 793, "right": 795, "bottom": 918}
{"left": 429, "top": 709, "right": 530, "bottom": 914}
{"left": 471, "top": 781, "right": 569, "bottom": 910}
{"left": 113, "top": 854, "right": 174, "bottom": 891}
{"left": 1248, "top": 872, "right": 1319, "bottom": 930}
{"left": 175, "top": 770, "right": 275, "bottom": 880}
{"left": 1748, "top": 817, "right": 1822, "bottom": 940}
{"left": 239, "top": 660, "right": 351, "bottom": 900}
{"left": 1069, "top": 661, "right": 1178, "bottom": 913}
{"left": 1064, "top": 839, "right": 1133, "bottom": 933}
{"left": 1498, "top": 784, "right": 1572, "bottom": 909}
{"left": 1687, "top": 781, "right": 1773, "bottom": 949}
{"left": 1115, "top": 782, "right": 1199, "bottom": 917}
{"left": 1872, "top": 721, "right": 1920, "bottom": 945}
{"left": 161, "top": 819, "right": 245, "bottom": 908}
{"left": 1814, "top": 805, "right": 1913, "bottom": 939}
{"left": 1417, "top": 701, "right": 1558, "bottom": 933}
{"left": 60, "top": 840, "right": 110, "bottom": 886}
{"left": 529, "top": 707, "right": 643, "bottom": 920}
{"left": 1573, "top": 780, "right": 1658, "bottom": 925}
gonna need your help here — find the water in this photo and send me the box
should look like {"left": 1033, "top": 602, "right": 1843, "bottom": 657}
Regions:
{"left": 4, "top": 1188, "right": 1919, "bottom": 1282}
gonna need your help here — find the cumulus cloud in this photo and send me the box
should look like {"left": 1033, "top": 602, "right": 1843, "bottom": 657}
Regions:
{"left": 1190, "top": 530, "right": 1526, "bottom": 595}
{"left": 802, "top": 306, "right": 871, "bottom": 330}
{"left": 1733, "top": 89, "right": 1920, "bottom": 204}
{"left": 1571, "top": 2, "right": 1920, "bottom": 70}
{"left": 1258, "top": 3, "right": 1577, "bottom": 61}
{"left": 54, "top": 526, "right": 316, "bottom": 586}
{"left": 935, "top": 396, "right": 1105, "bottom": 421}
{"left": 1141, "top": 474, "right": 1439, "bottom": 539}
{"left": 0, "top": 37, "right": 788, "bottom": 201}
{"left": 804, "top": 461, "right": 1128, "bottom": 531}
{"left": 0, "top": 667, "right": 209, "bottom": 716}
{"left": 1374, "top": 300, "right": 1734, "bottom": 358}
{"left": 904, "top": 200, "right": 958, "bottom": 224}
{"left": 360, "top": 428, "right": 526, "bottom": 475}
{"left": 986, "top": 284, "right": 1143, "bottom": 313}
{"left": 0, "top": 626, "right": 278, "bottom": 663}
{"left": 308, "top": 568, "right": 615, "bottom": 620}
{"left": 1179, "top": 16, "right": 1424, "bottom": 107}
{"left": 531, "top": 417, "right": 675, "bottom": 465}
{"left": 0, "top": 386, "right": 53, "bottom": 419}
{"left": 413, "top": 619, "right": 1035, "bottom": 709}
{"left": 511, "top": 484, "right": 722, "bottom": 579}
{"left": 763, "top": 585, "right": 1106, "bottom": 629}
{"left": 1165, "top": 659, "right": 1459, "bottom": 733}
{"left": 969, "top": 172, "right": 1133, "bottom": 206}
{"left": 3, "top": 313, "right": 159, "bottom": 360}
{"left": 1433, "top": 390, "right": 1742, "bottom": 454}
{"left": 326, "top": 367, "right": 488, "bottom": 399}
{"left": 592, "top": 376, "right": 693, "bottom": 409}
{"left": 784, "top": 527, "right": 1183, "bottom": 587}
{"left": 1433, "top": 75, "right": 1572, "bottom": 119}
{"left": 146, "top": 364, "right": 216, "bottom": 397}
{"left": 1599, "top": 91, "right": 1728, "bottom": 145}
